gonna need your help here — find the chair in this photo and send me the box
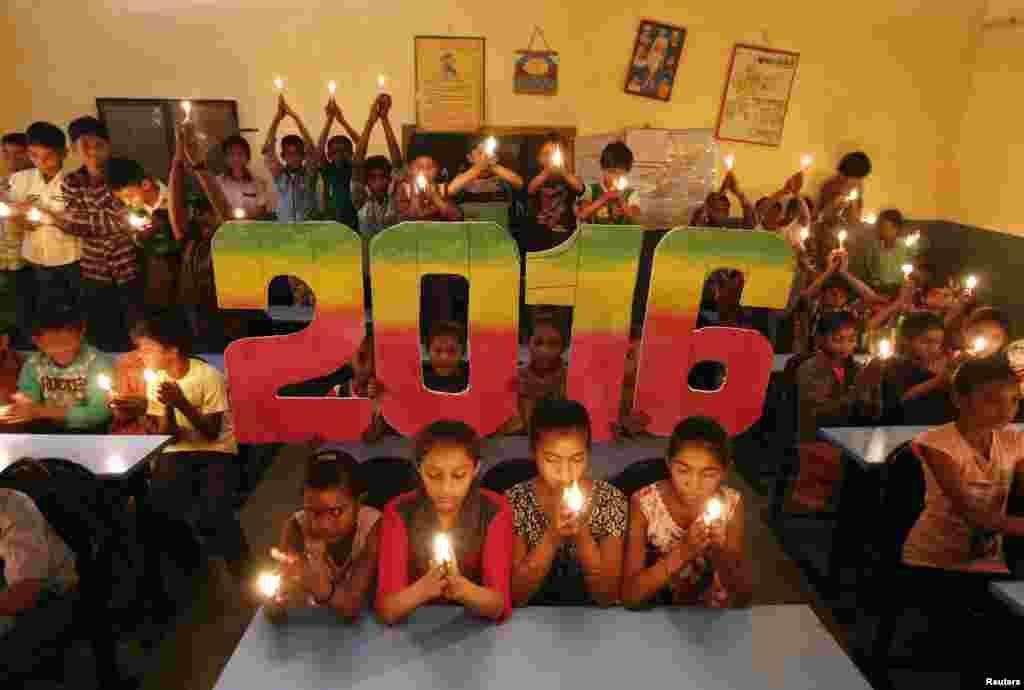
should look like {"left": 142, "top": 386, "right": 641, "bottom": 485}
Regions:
{"left": 480, "top": 459, "right": 537, "bottom": 494}
{"left": 358, "top": 457, "right": 418, "bottom": 510}
{"left": 608, "top": 458, "right": 668, "bottom": 497}
{"left": 0, "top": 457, "right": 125, "bottom": 688}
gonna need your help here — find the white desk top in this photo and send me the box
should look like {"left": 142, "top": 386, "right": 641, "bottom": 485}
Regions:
{"left": 0, "top": 434, "right": 171, "bottom": 479}
{"left": 214, "top": 605, "right": 870, "bottom": 690}
{"left": 991, "top": 581, "right": 1024, "bottom": 617}
{"left": 821, "top": 425, "right": 1023, "bottom": 469}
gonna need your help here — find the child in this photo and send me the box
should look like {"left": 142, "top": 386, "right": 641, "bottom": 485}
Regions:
{"left": 816, "top": 151, "right": 871, "bottom": 229}
{"left": 216, "top": 135, "right": 272, "bottom": 219}
{"left": 448, "top": 135, "right": 525, "bottom": 203}
{"left": 754, "top": 171, "right": 806, "bottom": 232}
{"left": 352, "top": 95, "right": 403, "bottom": 237}
{"left": 499, "top": 314, "right": 568, "bottom": 435}
{"left": 525, "top": 133, "right": 585, "bottom": 251}
{"left": 262, "top": 96, "right": 321, "bottom": 222}
{"left": 393, "top": 143, "right": 463, "bottom": 223}
{"left": 880, "top": 311, "right": 957, "bottom": 426}
{"left": 376, "top": 420, "right": 513, "bottom": 624}
{"left": 105, "top": 158, "right": 182, "bottom": 309}
{"left": 622, "top": 416, "right": 751, "bottom": 608}
{"left": 0, "top": 132, "right": 30, "bottom": 178}
{"left": 903, "top": 354, "right": 1024, "bottom": 575}
{"left": 849, "top": 209, "right": 922, "bottom": 291}
{"left": 576, "top": 141, "right": 644, "bottom": 225}
{"left": 423, "top": 320, "right": 469, "bottom": 393}
{"left": 317, "top": 97, "right": 360, "bottom": 228}
{"left": 507, "top": 399, "right": 626, "bottom": 606}
{"left": 6, "top": 122, "right": 80, "bottom": 321}
{"left": 688, "top": 170, "right": 755, "bottom": 229}
{"left": 791, "top": 312, "right": 883, "bottom": 510}
{"left": 0, "top": 309, "right": 112, "bottom": 433}
{"left": 133, "top": 311, "right": 252, "bottom": 581}
{"left": 960, "top": 307, "right": 1012, "bottom": 358}
{"left": 108, "top": 342, "right": 149, "bottom": 435}
{"left": 266, "top": 450, "right": 381, "bottom": 621}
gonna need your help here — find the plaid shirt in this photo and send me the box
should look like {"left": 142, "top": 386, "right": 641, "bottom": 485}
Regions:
{"left": 0, "top": 174, "right": 25, "bottom": 271}
{"left": 60, "top": 166, "right": 139, "bottom": 284}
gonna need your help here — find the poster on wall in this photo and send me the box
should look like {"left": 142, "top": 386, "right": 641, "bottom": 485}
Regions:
{"left": 624, "top": 20, "right": 687, "bottom": 102}
{"left": 415, "top": 35, "right": 486, "bottom": 132}
{"left": 514, "top": 26, "right": 558, "bottom": 95}
{"left": 715, "top": 44, "right": 800, "bottom": 147}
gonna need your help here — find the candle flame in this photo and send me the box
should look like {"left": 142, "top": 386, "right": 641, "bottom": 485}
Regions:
{"left": 837, "top": 230, "right": 848, "bottom": 246}
{"left": 902, "top": 264, "right": 914, "bottom": 279}
{"left": 552, "top": 147, "right": 563, "bottom": 168}
{"left": 484, "top": 136, "right": 497, "bottom": 157}
{"left": 800, "top": 154, "right": 813, "bottom": 170}
{"left": 257, "top": 572, "right": 281, "bottom": 598}
{"left": 433, "top": 533, "right": 453, "bottom": 566}
{"left": 377, "top": 74, "right": 387, "bottom": 91}
{"left": 97, "top": 374, "right": 112, "bottom": 392}
{"left": 724, "top": 154, "right": 735, "bottom": 171}
{"left": 616, "top": 177, "right": 629, "bottom": 192}
{"left": 328, "top": 80, "right": 337, "bottom": 95}
{"left": 878, "top": 339, "right": 892, "bottom": 360}
{"left": 563, "top": 482, "right": 585, "bottom": 513}
{"left": 972, "top": 337, "right": 988, "bottom": 355}
{"left": 26, "top": 208, "right": 43, "bottom": 223}
{"left": 905, "top": 232, "right": 920, "bottom": 247}
{"left": 143, "top": 369, "right": 158, "bottom": 384}
{"left": 129, "top": 214, "right": 147, "bottom": 229}
{"left": 0, "top": 202, "right": 10, "bottom": 218}
{"left": 965, "top": 275, "right": 978, "bottom": 291}
{"left": 703, "top": 496, "right": 723, "bottom": 524}
{"left": 863, "top": 213, "right": 877, "bottom": 225}
{"left": 847, "top": 189, "right": 859, "bottom": 203}
{"left": 182, "top": 101, "right": 191, "bottom": 121}
{"left": 274, "top": 76, "right": 284, "bottom": 91}
{"left": 799, "top": 227, "right": 810, "bottom": 243}
{"left": 415, "top": 173, "right": 427, "bottom": 192}
{"left": 233, "top": 208, "right": 246, "bottom": 220}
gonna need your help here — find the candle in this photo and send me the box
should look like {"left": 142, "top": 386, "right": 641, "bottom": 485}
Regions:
{"left": 904, "top": 232, "right": 920, "bottom": 248}
{"left": 233, "top": 208, "right": 246, "bottom": 220}
{"left": 328, "top": 80, "right": 337, "bottom": 96}
{"left": 563, "top": 481, "right": 584, "bottom": 514}
{"left": 0, "top": 202, "right": 10, "bottom": 218}
{"left": 902, "top": 264, "right": 914, "bottom": 280}
{"left": 433, "top": 533, "right": 453, "bottom": 570}
{"left": 971, "top": 337, "right": 988, "bottom": 356}
{"left": 26, "top": 208, "right": 43, "bottom": 224}
{"left": 724, "top": 154, "right": 735, "bottom": 171}
{"left": 143, "top": 369, "right": 158, "bottom": 384}
{"left": 270, "top": 547, "right": 292, "bottom": 564}
{"left": 182, "top": 100, "right": 192, "bottom": 122}
{"left": 377, "top": 74, "right": 388, "bottom": 92}
{"left": 129, "top": 213, "right": 147, "bottom": 229}
{"left": 616, "top": 176, "right": 629, "bottom": 192}
{"left": 415, "top": 172, "right": 428, "bottom": 193}
{"left": 97, "top": 374, "right": 112, "bottom": 393}
{"left": 800, "top": 154, "right": 813, "bottom": 171}
{"left": 703, "top": 496, "right": 723, "bottom": 525}
{"left": 799, "top": 226, "right": 810, "bottom": 248}
{"left": 274, "top": 76, "right": 284, "bottom": 92}
{"left": 863, "top": 213, "right": 877, "bottom": 225}
{"left": 878, "top": 339, "right": 893, "bottom": 360}
{"left": 965, "top": 275, "right": 978, "bottom": 292}
{"left": 551, "top": 147, "right": 563, "bottom": 168}
{"left": 483, "top": 136, "right": 497, "bottom": 157}
{"left": 837, "top": 229, "right": 847, "bottom": 250}
{"left": 847, "top": 189, "right": 859, "bottom": 203}
{"left": 257, "top": 572, "right": 281, "bottom": 598}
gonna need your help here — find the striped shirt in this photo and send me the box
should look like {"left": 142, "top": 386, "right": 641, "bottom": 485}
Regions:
{"left": 60, "top": 166, "right": 139, "bottom": 284}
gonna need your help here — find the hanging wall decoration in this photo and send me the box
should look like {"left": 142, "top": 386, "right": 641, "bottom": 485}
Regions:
{"left": 514, "top": 26, "right": 558, "bottom": 95}
{"left": 715, "top": 44, "right": 800, "bottom": 147}
{"left": 624, "top": 20, "right": 687, "bottom": 102}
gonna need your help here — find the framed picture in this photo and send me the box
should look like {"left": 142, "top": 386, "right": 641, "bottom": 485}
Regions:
{"left": 415, "top": 35, "right": 486, "bottom": 132}
{"left": 715, "top": 44, "right": 800, "bottom": 147}
{"left": 515, "top": 51, "right": 558, "bottom": 96}
{"left": 624, "top": 20, "right": 687, "bottom": 101}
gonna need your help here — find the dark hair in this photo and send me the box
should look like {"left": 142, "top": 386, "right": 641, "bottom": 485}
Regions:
{"left": 600, "top": 141, "right": 634, "bottom": 172}
{"left": 364, "top": 155, "right": 392, "bottom": 176}
{"left": 529, "top": 399, "right": 592, "bottom": 452}
{"left": 328, "top": 135, "right": 352, "bottom": 149}
{"left": 25, "top": 122, "right": 66, "bottom": 153}
{"left": 817, "top": 310, "right": 858, "bottom": 337}
{"left": 953, "top": 353, "right": 1017, "bottom": 398}
{"left": 31, "top": 307, "right": 84, "bottom": 336}
{"left": 1, "top": 132, "right": 27, "bottom": 147}
{"left": 964, "top": 306, "right": 1012, "bottom": 339}
{"left": 104, "top": 158, "right": 147, "bottom": 192}
{"left": 543, "top": 131, "right": 563, "bottom": 147}
{"left": 427, "top": 320, "right": 466, "bottom": 348}
{"left": 837, "top": 152, "right": 871, "bottom": 179}
{"left": 530, "top": 315, "right": 566, "bottom": 347}
{"left": 877, "top": 208, "right": 904, "bottom": 228}
{"left": 667, "top": 416, "right": 732, "bottom": 469}
{"left": 281, "top": 134, "right": 305, "bottom": 153}
{"left": 820, "top": 274, "right": 852, "bottom": 296}
{"left": 130, "top": 310, "right": 193, "bottom": 356}
{"left": 922, "top": 275, "right": 951, "bottom": 293}
{"left": 68, "top": 116, "right": 109, "bottom": 144}
{"left": 304, "top": 450, "right": 362, "bottom": 496}
{"left": 413, "top": 420, "right": 482, "bottom": 470}
{"left": 221, "top": 134, "right": 251, "bottom": 160}
{"left": 901, "top": 311, "right": 945, "bottom": 342}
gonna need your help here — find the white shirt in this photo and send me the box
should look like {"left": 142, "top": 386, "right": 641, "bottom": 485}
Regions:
{"left": 0, "top": 488, "right": 78, "bottom": 592}
{"left": 8, "top": 168, "right": 81, "bottom": 267}
{"left": 216, "top": 173, "right": 272, "bottom": 218}
{"left": 146, "top": 358, "right": 238, "bottom": 455}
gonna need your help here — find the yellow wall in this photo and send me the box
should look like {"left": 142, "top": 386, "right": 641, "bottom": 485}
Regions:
{"left": 954, "top": 24, "right": 1024, "bottom": 233}
{"left": 4, "top": 1, "right": 982, "bottom": 218}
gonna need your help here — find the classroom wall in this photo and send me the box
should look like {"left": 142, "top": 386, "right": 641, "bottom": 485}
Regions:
{"left": 4, "top": 1, "right": 982, "bottom": 219}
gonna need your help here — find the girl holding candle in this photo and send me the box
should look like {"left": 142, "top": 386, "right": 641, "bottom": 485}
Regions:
{"left": 622, "top": 416, "right": 751, "bottom": 608}
{"left": 215, "top": 135, "right": 272, "bottom": 220}
{"left": 376, "top": 420, "right": 512, "bottom": 624}
{"left": 507, "top": 399, "right": 627, "bottom": 606}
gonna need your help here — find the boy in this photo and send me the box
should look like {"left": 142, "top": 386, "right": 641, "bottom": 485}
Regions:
{"left": 262, "top": 96, "right": 321, "bottom": 223}
{"left": 960, "top": 306, "right": 1011, "bottom": 357}
{"left": 393, "top": 142, "right": 463, "bottom": 223}
{"left": 105, "top": 158, "right": 181, "bottom": 309}
{"left": 0, "top": 133, "right": 30, "bottom": 179}
{"left": 423, "top": 320, "right": 469, "bottom": 393}
{"left": 0, "top": 309, "right": 113, "bottom": 433}
{"left": 755, "top": 172, "right": 807, "bottom": 232}
{"left": 789, "top": 249, "right": 880, "bottom": 355}
{"left": 216, "top": 135, "right": 272, "bottom": 219}
{"left": 448, "top": 135, "right": 525, "bottom": 203}
{"left": 689, "top": 170, "right": 755, "bottom": 229}
{"left": 817, "top": 151, "right": 871, "bottom": 229}
{"left": 352, "top": 94, "right": 403, "bottom": 237}
{"left": 6, "top": 123, "right": 80, "bottom": 326}
{"left": 56, "top": 117, "right": 141, "bottom": 352}
{"left": 318, "top": 97, "right": 360, "bottom": 227}
{"left": 792, "top": 312, "right": 883, "bottom": 510}
{"left": 849, "top": 209, "right": 922, "bottom": 291}
{"left": 525, "top": 133, "right": 585, "bottom": 251}
{"left": 577, "top": 141, "right": 644, "bottom": 225}
{"left": 879, "top": 311, "right": 956, "bottom": 426}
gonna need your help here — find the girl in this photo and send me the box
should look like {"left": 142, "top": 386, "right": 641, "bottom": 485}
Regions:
{"left": 903, "top": 354, "right": 1024, "bottom": 575}
{"left": 507, "top": 399, "right": 626, "bottom": 606}
{"left": 215, "top": 135, "right": 272, "bottom": 220}
{"left": 376, "top": 420, "right": 512, "bottom": 624}
{"left": 622, "top": 417, "right": 752, "bottom": 608}
{"left": 266, "top": 450, "right": 380, "bottom": 622}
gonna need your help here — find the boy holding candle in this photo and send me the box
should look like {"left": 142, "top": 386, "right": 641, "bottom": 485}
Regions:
{"left": 576, "top": 142, "right": 644, "bottom": 225}
{"left": 0, "top": 308, "right": 112, "bottom": 433}
{"left": 262, "top": 97, "right": 322, "bottom": 223}
{"left": 688, "top": 170, "right": 756, "bottom": 229}
{"left": 393, "top": 142, "right": 463, "bottom": 223}
{"left": 317, "top": 97, "right": 360, "bottom": 228}
{"left": 848, "top": 209, "right": 923, "bottom": 292}
{"left": 216, "top": 135, "right": 273, "bottom": 220}
{"left": 879, "top": 311, "right": 957, "bottom": 426}
{"left": 959, "top": 307, "right": 1011, "bottom": 358}
{"left": 447, "top": 135, "right": 525, "bottom": 203}
{"left": 525, "top": 133, "right": 585, "bottom": 251}
{"left": 352, "top": 95, "right": 403, "bottom": 236}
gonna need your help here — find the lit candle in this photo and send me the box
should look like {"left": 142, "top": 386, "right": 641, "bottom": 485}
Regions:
{"left": 97, "top": 373, "right": 112, "bottom": 393}
{"left": 703, "top": 496, "right": 723, "bottom": 525}
{"left": 971, "top": 337, "right": 988, "bottom": 356}
{"left": 433, "top": 533, "right": 453, "bottom": 571}
{"left": 415, "top": 172, "right": 428, "bottom": 193}
{"left": 904, "top": 232, "right": 920, "bottom": 248}
{"left": 965, "top": 275, "right": 978, "bottom": 292}
{"left": 233, "top": 208, "right": 246, "bottom": 220}
{"left": 863, "top": 212, "right": 877, "bottom": 225}
{"left": 800, "top": 154, "right": 813, "bottom": 171}
{"left": 902, "top": 264, "right": 914, "bottom": 280}
{"left": 0, "top": 202, "right": 10, "bottom": 218}
{"left": 724, "top": 154, "right": 735, "bottom": 171}
{"left": 182, "top": 100, "right": 192, "bottom": 122}
{"left": 563, "top": 481, "right": 585, "bottom": 514}
{"left": 837, "top": 229, "right": 847, "bottom": 250}
{"left": 377, "top": 74, "right": 388, "bottom": 92}
{"left": 551, "top": 147, "right": 563, "bottom": 168}
{"left": 483, "top": 136, "right": 497, "bottom": 157}
{"left": 328, "top": 80, "right": 337, "bottom": 96}
{"left": 616, "top": 176, "right": 629, "bottom": 192}
{"left": 274, "top": 76, "right": 284, "bottom": 92}
{"left": 129, "top": 213, "right": 147, "bottom": 229}
{"left": 26, "top": 208, "right": 43, "bottom": 224}
{"left": 143, "top": 369, "right": 158, "bottom": 384}
{"left": 257, "top": 572, "right": 281, "bottom": 599}
{"left": 878, "top": 339, "right": 893, "bottom": 360}
{"left": 270, "top": 547, "right": 292, "bottom": 564}
{"left": 799, "top": 226, "right": 810, "bottom": 248}
{"left": 847, "top": 189, "right": 859, "bottom": 203}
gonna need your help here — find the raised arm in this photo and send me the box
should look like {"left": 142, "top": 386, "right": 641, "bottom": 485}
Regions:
{"left": 318, "top": 100, "right": 336, "bottom": 163}
{"left": 262, "top": 98, "right": 286, "bottom": 178}
{"left": 169, "top": 130, "right": 189, "bottom": 242}
{"left": 378, "top": 97, "right": 404, "bottom": 170}
{"left": 490, "top": 164, "right": 524, "bottom": 192}
{"left": 181, "top": 123, "right": 228, "bottom": 227}
{"left": 576, "top": 186, "right": 615, "bottom": 223}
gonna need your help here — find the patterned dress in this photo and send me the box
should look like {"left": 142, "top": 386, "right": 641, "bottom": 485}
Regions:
{"left": 633, "top": 483, "right": 741, "bottom": 608}
{"left": 506, "top": 479, "right": 627, "bottom": 605}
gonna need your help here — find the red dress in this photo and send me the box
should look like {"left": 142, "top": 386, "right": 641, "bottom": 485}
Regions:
{"left": 376, "top": 488, "right": 513, "bottom": 622}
